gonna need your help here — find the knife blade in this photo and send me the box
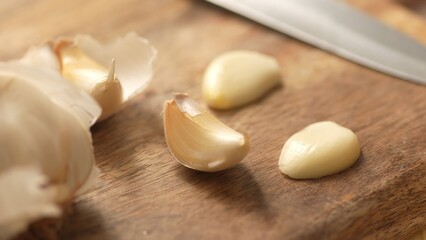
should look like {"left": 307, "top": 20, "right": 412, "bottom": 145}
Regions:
{"left": 206, "top": 0, "right": 426, "bottom": 85}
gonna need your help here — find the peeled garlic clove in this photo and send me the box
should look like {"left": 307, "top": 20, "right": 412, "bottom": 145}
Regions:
{"left": 279, "top": 121, "right": 360, "bottom": 179}
{"left": 164, "top": 93, "right": 250, "bottom": 172}
{"left": 91, "top": 61, "right": 124, "bottom": 120}
{"left": 56, "top": 40, "right": 123, "bottom": 120}
{"left": 203, "top": 50, "right": 281, "bottom": 109}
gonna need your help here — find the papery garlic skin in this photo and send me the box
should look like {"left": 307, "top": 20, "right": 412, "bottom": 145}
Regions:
{"left": 19, "top": 44, "right": 61, "bottom": 71}
{"left": 0, "top": 62, "right": 100, "bottom": 239}
{"left": 279, "top": 121, "right": 360, "bottom": 179}
{"left": 11, "top": 57, "right": 101, "bottom": 127}
{"left": 164, "top": 94, "right": 250, "bottom": 172}
{"left": 0, "top": 32, "right": 156, "bottom": 239}
{"left": 75, "top": 32, "right": 156, "bottom": 100}
{"left": 19, "top": 32, "right": 156, "bottom": 121}
{"left": 203, "top": 50, "right": 281, "bottom": 109}
{"left": 0, "top": 73, "right": 95, "bottom": 191}
{"left": 0, "top": 167, "right": 60, "bottom": 240}
{"left": 56, "top": 41, "right": 123, "bottom": 120}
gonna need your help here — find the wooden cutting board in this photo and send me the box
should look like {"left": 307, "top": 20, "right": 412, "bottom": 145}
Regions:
{"left": 1, "top": 0, "right": 425, "bottom": 239}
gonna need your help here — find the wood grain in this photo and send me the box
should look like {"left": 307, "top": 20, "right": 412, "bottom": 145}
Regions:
{"left": 1, "top": 0, "right": 425, "bottom": 239}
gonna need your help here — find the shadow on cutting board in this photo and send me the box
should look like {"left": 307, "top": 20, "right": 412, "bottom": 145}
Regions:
{"left": 60, "top": 203, "right": 115, "bottom": 240}
{"left": 177, "top": 164, "right": 277, "bottom": 223}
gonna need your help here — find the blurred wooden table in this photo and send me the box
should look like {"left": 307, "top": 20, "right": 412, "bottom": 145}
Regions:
{"left": 1, "top": 0, "right": 425, "bottom": 239}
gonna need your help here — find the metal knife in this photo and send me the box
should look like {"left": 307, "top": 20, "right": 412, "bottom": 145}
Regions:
{"left": 206, "top": 0, "right": 426, "bottom": 85}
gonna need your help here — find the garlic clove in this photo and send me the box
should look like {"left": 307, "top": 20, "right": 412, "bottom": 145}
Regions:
{"left": 18, "top": 32, "right": 156, "bottom": 121}
{"left": 0, "top": 33, "right": 157, "bottom": 238}
{"left": 278, "top": 121, "right": 360, "bottom": 179}
{"left": 203, "top": 50, "right": 281, "bottom": 110}
{"left": 74, "top": 32, "right": 157, "bottom": 100}
{"left": 164, "top": 93, "right": 250, "bottom": 172}
{"left": 91, "top": 60, "right": 123, "bottom": 120}
{"left": 55, "top": 40, "right": 123, "bottom": 120}
{"left": 55, "top": 39, "right": 113, "bottom": 87}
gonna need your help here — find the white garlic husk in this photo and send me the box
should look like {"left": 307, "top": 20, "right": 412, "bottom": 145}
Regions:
{"left": 164, "top": 93, "right": 250, "bottom": 172}
{"left": 0, "top": 32, "right": 156, "bottom": 239}
{"left": 0, "top": 62, "right": 101, "bottom": 239}
{"left": 0, "top": 167, "right": 61, "bottom": 239}
{"left": 20, "top": 32, "right": 157, "bottom": 121}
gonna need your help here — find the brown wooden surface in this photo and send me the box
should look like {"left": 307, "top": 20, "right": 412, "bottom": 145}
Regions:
{"left": 1, "top": 0, "right": 426, "bottom": 239}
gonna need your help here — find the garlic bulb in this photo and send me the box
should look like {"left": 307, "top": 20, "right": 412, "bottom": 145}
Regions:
{"left": 0, "top": 62, "right": 100, "bottom": 239}
{"left": 164, "top": 93, "right": 250, "bottom": 172}
{"left": 0, "top": 32, "right": 156, "bottom": 239}
{"left": 20, "top": 32, "right": 157, "bottom": 121}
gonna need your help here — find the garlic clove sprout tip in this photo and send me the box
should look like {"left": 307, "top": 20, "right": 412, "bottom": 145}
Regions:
{"left": 107, "top": 58, "right": 116, "bottom": 82}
